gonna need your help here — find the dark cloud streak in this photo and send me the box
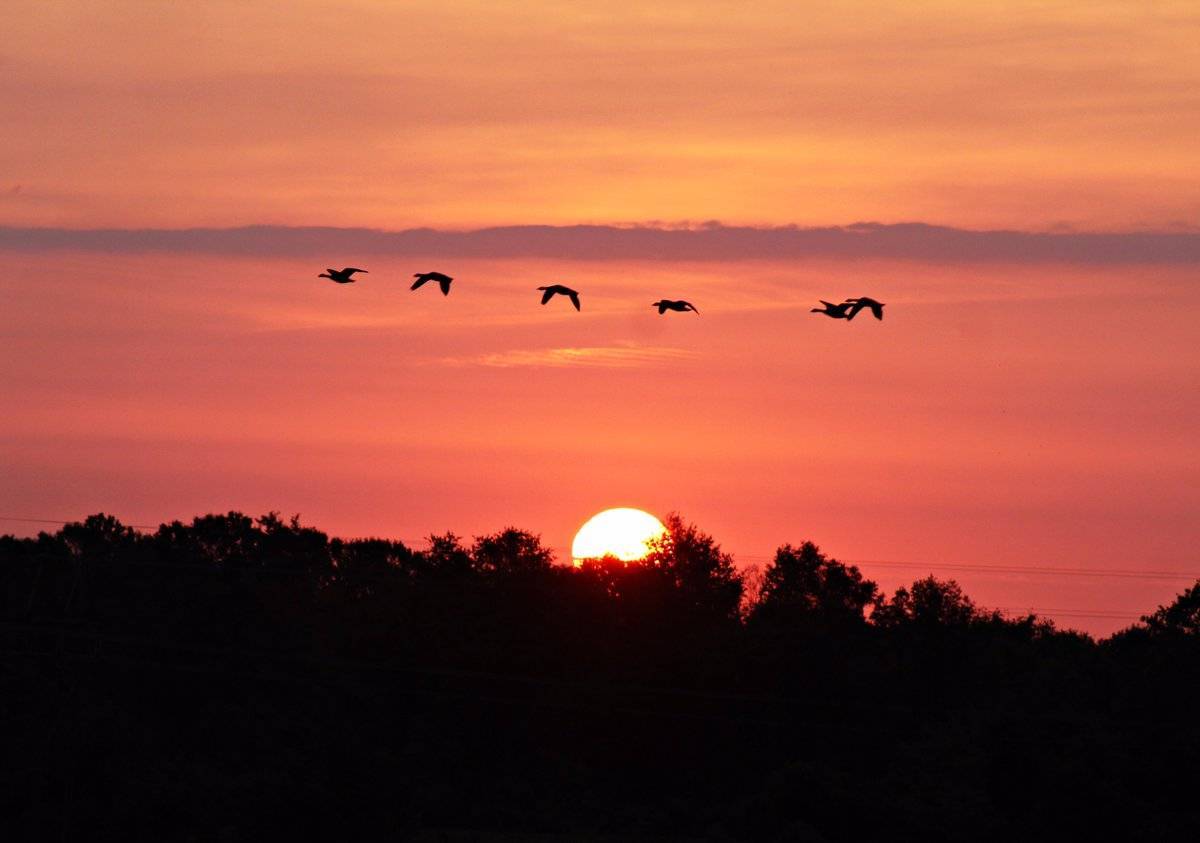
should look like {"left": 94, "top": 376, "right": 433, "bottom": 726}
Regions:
{"left": 2, "top": 222, "right": 1198, "bottom": 264}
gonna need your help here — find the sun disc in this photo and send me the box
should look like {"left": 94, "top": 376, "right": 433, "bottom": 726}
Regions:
{"left": 571, "top": 507, "right": 666, "bottom": 564}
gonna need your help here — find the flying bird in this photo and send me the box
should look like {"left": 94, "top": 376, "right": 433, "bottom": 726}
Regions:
{"left": 411, "top": 271, "right": 454, "bottom": 296}
{"left": 843, "top": 296, "right": 886, "bottom": 321}
{"left": 538, "top": 285, "right": 581, "bottom": 311}
{"left": 811, "top": 300, "right": 853, "bottom": 319}
{"left": 318, "top": 267, "right": 367, "bottom": 284}
{"left": 652, "top": 299, "right": 699, "bottom": 315}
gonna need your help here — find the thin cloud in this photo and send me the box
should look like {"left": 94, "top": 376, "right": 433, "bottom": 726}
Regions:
{"left": 442, "top": 342, "right": 699, "bottom": 370}
{"left": 2, "top": 222, "right": 1199, "bottom": 264}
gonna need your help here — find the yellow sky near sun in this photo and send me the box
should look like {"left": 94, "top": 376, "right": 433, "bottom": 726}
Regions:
{"left": 2, "top": 1, "right": 1198, "bottom": 229}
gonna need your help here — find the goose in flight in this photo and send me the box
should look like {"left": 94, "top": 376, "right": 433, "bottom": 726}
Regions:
{"left": 843, "top": 296, "right": 885, "bottom": 321}
{"left": 411, "top": 271, "right": 453, "bottom": 296}
{"left": 811, "top": 300, "right": 852, "bottom": 319}
{"left": 319, "top": 267, "right": 367, "bottom": 284}
{"left": 538, "top": 285, "right": 581, "bottom": 311}
{"left": 652, "top": 299, "right": 699, "bottom": 315}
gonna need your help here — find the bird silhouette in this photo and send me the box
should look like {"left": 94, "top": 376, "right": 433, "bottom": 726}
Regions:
{"left": 318, "top": 267, "right": 367, "bottom": 284}
{"left": 538, "top": 285, "right": 581, "bottom": 311}
{"left": 652, "top": 299, "right": 699, "bottom": 315}
{"left": 412, "top": 271, "right": 453, "bottom": 296}
{"left": 843, "top": 296, "right": 885, "bottom": 321}
{"left": 811, "top": 300, "right": 853, "bottom": 319}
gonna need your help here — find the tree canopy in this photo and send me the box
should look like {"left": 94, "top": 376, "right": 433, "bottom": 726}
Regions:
{"left": 2, "top": 511, "right": 1196, "bottom": 841}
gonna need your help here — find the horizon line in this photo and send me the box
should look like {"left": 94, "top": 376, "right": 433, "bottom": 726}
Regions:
{"left": 3, "top": 221, "right": 1200, "bottom": 264}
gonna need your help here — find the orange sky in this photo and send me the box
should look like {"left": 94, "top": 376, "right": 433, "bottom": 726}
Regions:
{"left": 3, "top": 245, "right": 1198, "bottom": 634}
{"left": 2, "top": 3, "right": 1199, "bottom": 634}
{"left": 3, "top": 1, "right": 1199, "bottom": 229}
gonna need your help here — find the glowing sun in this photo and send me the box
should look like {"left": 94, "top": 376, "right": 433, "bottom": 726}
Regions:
{"left": 571, "top": 508, "right": 667, "bottom": 564}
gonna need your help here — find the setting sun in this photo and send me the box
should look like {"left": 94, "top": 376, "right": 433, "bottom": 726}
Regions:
{"left": 571, "top": 508, "right": 667, "bottom": 564}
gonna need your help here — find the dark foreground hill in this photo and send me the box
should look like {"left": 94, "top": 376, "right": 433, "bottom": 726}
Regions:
{"left": 2, "top": 513, "right": 1197, "bottom": 841}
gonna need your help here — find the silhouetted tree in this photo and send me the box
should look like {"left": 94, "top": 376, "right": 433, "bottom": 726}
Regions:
{"left": 328, "top": 538, "right": 414, "bottom": 597}
{"left": 470, "top": 528, "right": 555, "bottom": 575}
{"left": 751, "top": 541, "right": 878, "bottom": 628}
{"left": 255, "top": 512, "right": 331, "bottom": 575}
{"left": 420, "top": 531, "right": 473, "bottom": 577}
{"left": 873, "top": 576, "right": 979, "bottom": 630}
{"left": 40, "top": 514, "right": 147, "bottom": 619}
{"left": 151, "top": 511, "right": 262, "bottom": 568}
{"left": 60, "top": 513, "right": 140, "bottom": 562}
{"left": 1138, "top": 580, "right": 1200, "bottom": 636}
{"left": 645, "top": 512, "right": 744, "bottom": 623}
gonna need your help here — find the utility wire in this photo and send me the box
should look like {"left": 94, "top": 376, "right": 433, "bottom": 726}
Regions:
{"left": 846, "top": 559, "right": 1198, "bottom": 581}
{"left": 995, "top": 607, "right": 1142, "bottom": 620}
{"left": 0, "top": 515, "right": 160, "bottom": 530}
{"left": 734, "top": 551, "right": 1198, "bottom": 582}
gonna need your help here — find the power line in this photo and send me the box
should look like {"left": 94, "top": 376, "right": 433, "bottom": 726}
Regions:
{"left": 0, "top": 515, "right": 160, "bottom": 530}
{"left": 995, "top": 607, "right": 1142, "bottom": 620}
{"left": 846, "top": 559, "right": 1199, "bottom": 582}
{"left": 736, "top": 551, "right": 1198, "bottom": 582}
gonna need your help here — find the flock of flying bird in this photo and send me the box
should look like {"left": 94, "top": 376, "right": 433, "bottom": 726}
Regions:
{"left": 317, "top": 266, "right": 885, "bottom": 321}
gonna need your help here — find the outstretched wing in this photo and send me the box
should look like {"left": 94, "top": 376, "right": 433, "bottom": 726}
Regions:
{"left": 568, "top": 291, "right": 581, "bottom": 311}
{"left": 342, "top": 268, "right": 367, "bottom": 276}
{"left": 869, "top": 302, "right": 884, "bottom": 320}
{"left": 844, "top": 302, "right": 864, "bottom": 320}
{"left": 540, "top": 288, "right": 554, "bottom": 305}
{"left": 438, "top": 278, "right": 451, "bottom": 295}
{"left": 411, "top": 277, "right": 428, "bottom": 290}
{"left": 684, "top": 301, "right": 699, "bottom": 314}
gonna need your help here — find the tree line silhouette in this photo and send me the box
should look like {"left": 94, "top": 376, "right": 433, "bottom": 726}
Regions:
{"left": 2, "top": 512, "right": 1197, "bottom": 841}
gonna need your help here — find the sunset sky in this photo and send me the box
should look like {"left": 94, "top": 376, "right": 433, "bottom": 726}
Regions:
{"left": 3, "top": 2, "right": 1199, "bottom": 634}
